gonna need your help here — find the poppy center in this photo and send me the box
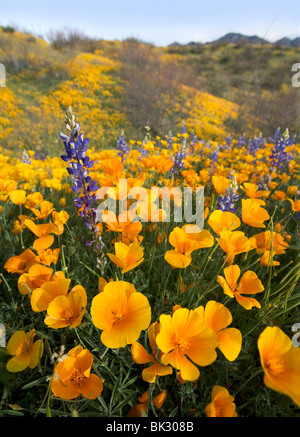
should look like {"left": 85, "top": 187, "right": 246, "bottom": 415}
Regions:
{"left": 172, "top": 334, "right": 191, "bottom": 352}
{"left": 267, "top": 356, "right": 285, "bottom": 376}
{"left": 19, "top": 260, "right": 26, "bottom": 271}
{"left": 71, "top": 369, "right": 84, "bottom": 386}
{"left": 64, "top": 310, "right": 74, "bottom": 321}
{"left": 111, "top": 309, "right": 124, "bottom": 326}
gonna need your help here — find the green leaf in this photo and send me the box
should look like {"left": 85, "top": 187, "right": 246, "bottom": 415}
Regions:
{"left": 22, "top": 376, "right": 49, "bottom": 390}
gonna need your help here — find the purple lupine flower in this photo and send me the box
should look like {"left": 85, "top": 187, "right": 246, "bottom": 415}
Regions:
{"left": 189, "top": 132, "right": 197, "bottom": 155}
{"left": 217, "top": 187, "right": 239, "bottom": 212}
{"left": 59, "top": 108, "right": 106, "bottom": 274}
{"left": 209, "top": 148, "right": 219, "bottom": 174}
{"left": 237, "top": 135, "right": 246, "bottom": 148}
{"left": 226, "top": 135, "right": 232, "bottom": 148}
{"left": 170, "top": 150, "right": 186, "bottom": 176}
{"left": 116, "top": 130, "right": 128, "bottom": 162}
{"left": 249, "top": 134, "right": 264, "bottom": 157}
{"left": 140, "top": 148, "right": 148, "bottom": 158}
{"left": 270, "top": 129, "right": 293, "bottom": 172}
{"left": 167, "top": 131, "right": 173, "bottom": 150}
{"left": 60, "top": 107, "right": 99, "bottom": 219}
{"left": 217, "top": 176, "right": 239, "bottom": 212}
{"left": 256, "top": 172, "right": 272, "bottom": 192}
{"left": 138, "top": 126, "right": 151, "bottom": 159}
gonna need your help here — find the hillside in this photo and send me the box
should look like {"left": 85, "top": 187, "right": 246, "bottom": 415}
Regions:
{"left": 166, "top": 40, "right": 300, "bottom": 136}
{"left": 0, "top": 26, "right": 299, "bottom": 156}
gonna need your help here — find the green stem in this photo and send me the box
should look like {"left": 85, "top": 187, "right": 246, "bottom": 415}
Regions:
{"left": 79, "top": 260, "right": 99, "bottom": 277}
{"left": 0, "top": 273, "right": 12, "bottom": 292}
{"left": 34, "top": 375, "right": 53, "bottom": 417}
{"left": 60, "top": 245, "right": 68, "bottom": 277}
{"left": 198, "top": 241, "right": 218, "bottom": 277}
{"left": 19, "top": 204, "right": 25, "bottom": 249}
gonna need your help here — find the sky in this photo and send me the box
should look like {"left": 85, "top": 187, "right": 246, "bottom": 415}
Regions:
{"left": 1, "top": 0, "right": 300, "bottom": 46}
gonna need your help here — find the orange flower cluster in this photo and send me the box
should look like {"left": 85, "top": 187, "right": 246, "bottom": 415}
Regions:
{"left": 1, "top": 111, "right": 299, "bottom": 416}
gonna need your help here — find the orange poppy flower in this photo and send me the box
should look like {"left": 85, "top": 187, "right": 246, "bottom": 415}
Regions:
{"left": 6, "top": 329, "right": 43, "bottom": 373}
{"left": 98, "top": 157, "right": 124, "bottom": 177}
{"left": 242, "top": 199, "right": 270, "bottom": 228}
{"left": 287, "top": 186, "right": 298, "bottom": 196}
{"left": 30, "top": 278, "right": 71, "bottom": 312}
{"left": 4, "top": 248, "right": 37, "bottom": 274}
{"left": 164, "top": 225, "right": 214, "bottom": 269}
{"left": 98, "top": 276, "right": 113, "bottom": 292}
{"left": 141, "top": 155, "right": 174, "bottom": 173}
{"left": 242, "top": 182, "right": 269, "bottom": 202}
{"left": 11, "top": 215, "right": 29, "bottom": 235}
{"left": 52, "top": 210, "right": 70, "bottom": 234}
{"left": 288, "top": 198, "right": 300, "bottom": 212}
{"left": 24, "top": 218, "right": 62, "bottom": 238}
{"left": 59, "top": 197, "right": 66, "bottom": 207}
{"left": 258, "top": 326, "right": 300, "bottom": 407}
{"left": 278, "top": 173, "right": 291, "bottom": 184}
{"left": 51, "top": 345, "right": 103, "bottom": 400}
{"left": 250, "top": 231, "right": 289, "bottom": 255}
{"left": 205, "top": 386, "right": 238, "bottom": 417}
{"left": 208, "top": 210, "right": 241, "bottom": 236}
{"left": 217, "top": 265, "right": 264, "bottom": 310}
{"left": 156, "top": 307, "right": 217, "bottom": 382}
{"left": 24, "top": 218, "right": 62, "bottom": 251}
{"left": 268, "top": 181, "right": 279, "bottom": 190}
{"left": 274, "top": 223, "right": 291, "bottom": 243}
{"left": 18, "top": 264, "right": 54, "bottom": 295}
{"left": 44, "top": 285, "right": 87, "bottom": 329}
{"left": 24, "top": 192, "right": 44, "bottom": 209}
{"left": 131, "top": 322, "right": 173, "bottom": 383}
{"left": 34, "top": 248, "right": 60, "bottom": 266}
{"left": 258, "top": 251, "right": 280, "bottom": 267}
{"left": 91, "top": 280, "right": 151, "bottom": 348}
{"left": 8, "top": 189, "right": 27, "bottom": 205}
{"left": 273, "top": 190, "right": 287, "bottom": 201}
{"left": 127, "top": 389, "right": 167, "bottom": 417}
{"left": 107, "top": 241, "right": 144, "bottom": 273}
{"left": 249, "top": 231, "right": 289, "bottom": 266}
{"left": 212, "top": 175, "right": 231, "bottom": 195}
{"left": 103, "top": 210, "right": 143, "bottom": 244}
{"left": 0, "top": 179, "right": 17, "bottom": 200}
{"left": 216, "top": 230, "right": 252, "bottom": 265}
{"left": 196, "top": 300, "right": 242, "bottom": 360}
{"left": 30, "top": 200, "right": 54, "bottom": 219}
{"left": 33, "top": 235, "right": 54, "bottom": 253}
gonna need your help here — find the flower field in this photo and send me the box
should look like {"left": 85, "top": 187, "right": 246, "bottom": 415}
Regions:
{"left": 0, "top": 100, "right": 299, "bottom": 418}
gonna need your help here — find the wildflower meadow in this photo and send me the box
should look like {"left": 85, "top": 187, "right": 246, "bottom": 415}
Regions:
{"left": 0, "top": 26, "right": 300, "bottom": 421}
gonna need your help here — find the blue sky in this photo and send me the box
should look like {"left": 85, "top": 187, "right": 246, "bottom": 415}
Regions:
{"left": 1, "top": 0, "right": 300, "bottom": 45}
